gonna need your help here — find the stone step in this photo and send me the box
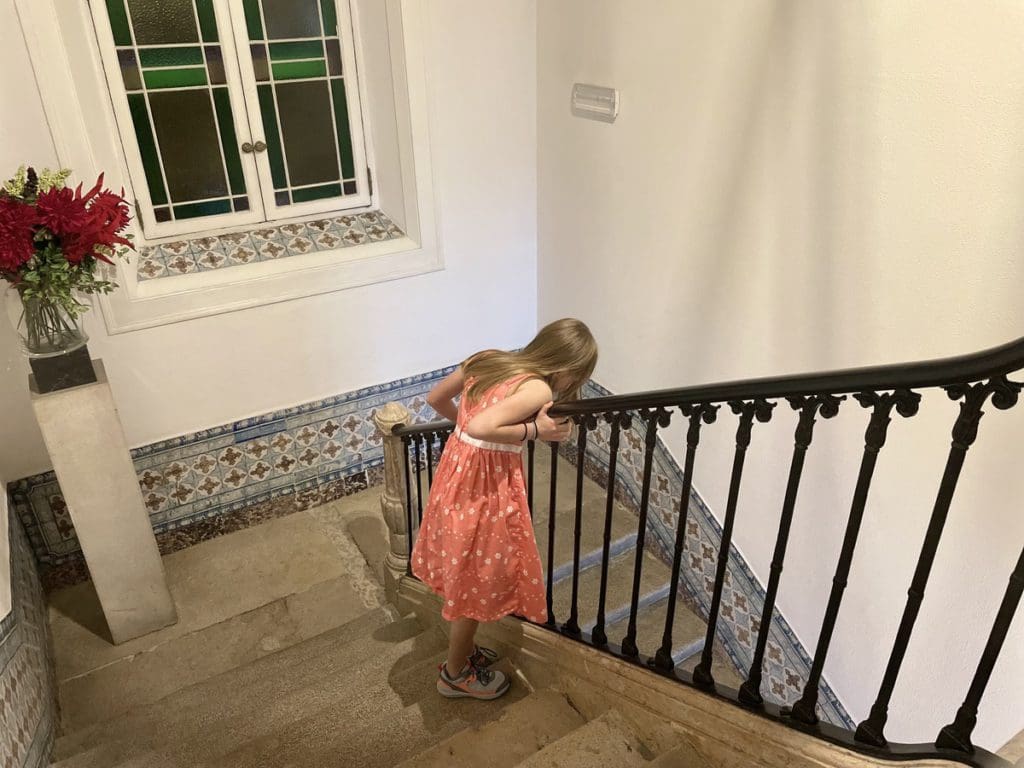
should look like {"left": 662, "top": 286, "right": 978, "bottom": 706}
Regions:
{"left": 516, "top": 709, "right": 654, "bottom": 768}
{"left": 54, "top": 607, "right": 442, "bottom": 766}
{"left": 203, "top": 654, "right": 528, "bottom": 768}
{"left": 58, "top": 573, "right": 373, "bottom": 733}
{"left": 395, "top": 688, "right": 587, "bottom": 768}
{"left": 601, "top": 588, "right": 707, "bottom": 667}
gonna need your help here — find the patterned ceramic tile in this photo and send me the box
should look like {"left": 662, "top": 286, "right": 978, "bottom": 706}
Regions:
{"left": 164, "top": 253, "right": 198, "bottom": 275}
{"left": 137, "top": 212, "right": 405, "bottom": 281}
{"left": 1, "top": 513, "right": 59, "bottom": 768}
{"left": 9, "top": 365, "right": 453, "bottom": 590}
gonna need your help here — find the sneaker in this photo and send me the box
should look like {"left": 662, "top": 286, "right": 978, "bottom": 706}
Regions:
{"left": 469, "top": 644, "right": 499, "bottom": 668}
{"left": 437, "top": 661, "right": 510, "bottom": 700}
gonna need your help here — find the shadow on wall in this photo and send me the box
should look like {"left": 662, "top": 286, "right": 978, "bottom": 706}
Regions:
{"left": 675, "top": 1, "right": 867, "bottom": 376}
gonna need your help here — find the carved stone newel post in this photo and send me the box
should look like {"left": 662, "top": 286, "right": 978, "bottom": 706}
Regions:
{"left": 373, "top": 402, "right": 412, "bottom": 602}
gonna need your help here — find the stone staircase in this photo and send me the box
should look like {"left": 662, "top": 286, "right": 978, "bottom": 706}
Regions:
{"left": 48, "top": 459, "right": 720, "bottom": 767}
{"left": 51, "top": 604, "right": 710, "bottom": 768}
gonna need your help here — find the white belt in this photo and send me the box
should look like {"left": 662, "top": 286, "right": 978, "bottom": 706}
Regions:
{"left": 454, "top": 427, "right": 523, "bottom": 454}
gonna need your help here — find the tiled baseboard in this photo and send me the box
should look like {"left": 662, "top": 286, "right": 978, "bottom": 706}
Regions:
{"left": 8, "top": 366, "right": 452, "bottom": 589}
{"left": 1, "top": 511, "right": 58, "bottom": 768}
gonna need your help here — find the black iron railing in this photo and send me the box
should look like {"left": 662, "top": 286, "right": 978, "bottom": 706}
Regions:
{"left": 393, "top": 336, "right": 1024, "bottom": 767}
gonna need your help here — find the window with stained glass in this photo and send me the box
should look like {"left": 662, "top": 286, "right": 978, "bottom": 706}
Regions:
{"left": 91, "top": 0, "right": 371, "bottom": 239}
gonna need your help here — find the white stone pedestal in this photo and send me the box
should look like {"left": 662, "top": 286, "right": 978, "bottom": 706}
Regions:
{"left": 31, "top": 360, "right": 177, "bottom": 643}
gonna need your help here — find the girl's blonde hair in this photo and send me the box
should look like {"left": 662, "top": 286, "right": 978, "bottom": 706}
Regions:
{"left": 462, "top": 318, "right": 598, "bottom": 403}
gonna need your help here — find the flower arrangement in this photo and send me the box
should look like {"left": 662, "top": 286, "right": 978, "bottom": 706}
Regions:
{"left": 0, "top": 166, "right": 132, "bottom": 355}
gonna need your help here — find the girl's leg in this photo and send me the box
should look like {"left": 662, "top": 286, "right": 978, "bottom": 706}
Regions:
{"left": 446, "top": 617, "right": 479, "bottom": 674}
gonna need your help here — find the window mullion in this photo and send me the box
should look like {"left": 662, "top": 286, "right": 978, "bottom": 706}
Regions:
{"left": 210, "top": 0, "right": 269, "bottom": 221}
{"left": 224, "top": 0, "right": 281, "bottom": 220}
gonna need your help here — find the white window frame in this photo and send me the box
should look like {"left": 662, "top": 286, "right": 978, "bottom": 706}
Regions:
{"left": 15, "top": 0, "right": 444, "bottom": 333}
{"left": 89, "top": 0, "right": 372, "bottom": 239}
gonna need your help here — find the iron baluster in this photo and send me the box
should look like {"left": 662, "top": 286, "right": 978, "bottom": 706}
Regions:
{"left": 790, "top": 390, "right": 920, "bottom": 724}
{"left": 936, "top": 540, "right": 1024, "bottom": 753}
{"left": 564, "top": 415, "right": 598, "bottom": 637}
{"left": 546, "top": 441, "right": 559, "bottom": 627}
{"left": 425, "top": 432, "right": 435, "bottom": 488}
{"left": 855, "top": 376, "right": 1021, "bottom": 747}
{"left": 739, "top": 393, "right": 844, "bottom": 706}
{"left": 412, "top": 435, "right": 424, "bottom": 526}
{"left": 592, "top": 412, "right": 631, "bottom": 647}
{"left": 621, "top": 407, "right": 673, "bottom": 658}
{"left": 653, "top": 402, "right": 719, "bottom": 672}
{"left": 693, "top": 398, "right": 775, "bottom": 690}
{"left": 402, "top": 436, "right": 414, "bottom": 576}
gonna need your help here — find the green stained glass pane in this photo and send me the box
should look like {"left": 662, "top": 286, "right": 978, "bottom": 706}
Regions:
{"left": 143, "top": 67, "right": 208, "bottom": 89}
{"left": 330, "top": 79, "right": 355, "bottom": 179}
{"left": 257, "top": 85, "right": 287, "bottom": 189}
{"left": 262, "top": 0, "right": 321, "bottom": 39}
{"left": 104, "top": 0, "right": 132, "bottom": 45}
{"left": 196, "top": 0, "right": 219, "bottom": 42}
{"left": 243, "top": 0, "right": 264, "bottom": 39}
{"left": 126, "top": 93, "right": 167, "bottom": 205}
{"left": 213, "top": 88, "right": 244, "bottom": 195}
{"left": 276, "top": 80, "right": 339, "bottom": 187}
{"left": 139, "top": 46, "right": 203, "bottom": 67}
{"left": 269, "top": 41, "right": 324, "bottom": 61}
{"left": 292, "top": 183, "right": 341, "bottom": 203}
{"left": 149, "top": 89, "right": 228, "bottom": 202}
{"left": 271, "top": 60, "right": 326, "bottom": 80}
{"left": 174, "top": 199, "right": 232, "bottom": 219}
{"left": 126, "top": 0, "right": 198, "bottom": 45}
{"left": 320, "top": 0, "right": 338, "bottom": 35}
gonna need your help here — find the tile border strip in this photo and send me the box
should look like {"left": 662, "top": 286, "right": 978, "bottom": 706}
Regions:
{"left": 136, "top": 211, "right": 404, "bottom": 281}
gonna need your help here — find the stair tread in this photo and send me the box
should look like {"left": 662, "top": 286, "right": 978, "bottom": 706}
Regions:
{"left": 55, "top": 606, "right": 440, "bottom": 765}
{"left": 602, "top": 590, "right": 706, "bottom": 663}
{"left": 205, "top": 657, "right": 530, "bottom": 768}
{"left": 396, "top": 688, "right": 586, "bottom": 768}
{"left": 58, "top": 573, "right": 371, "bottom": 733}
{"left": 530, "top": 455, "right": 637, "bottom": 571}
{"left": 516, "top": 709, "right": 653, "bottom": 768}
{"left": 550, "top": 549, "right": 677, "bottom": 639}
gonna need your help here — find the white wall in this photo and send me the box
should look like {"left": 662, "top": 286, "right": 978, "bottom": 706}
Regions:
{"left": 0, "top": 0, "right": 537, "bottom": 481}
{"left": 538, "top": 0, "right": 1024, "bottom": 751}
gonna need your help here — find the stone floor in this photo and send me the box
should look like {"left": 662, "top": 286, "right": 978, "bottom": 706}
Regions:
{"left": 49, "top": 490, "right": 387, "bottom": 733}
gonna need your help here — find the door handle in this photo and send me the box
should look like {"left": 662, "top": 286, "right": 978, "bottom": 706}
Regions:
{"left": 241, "top": 142, "right": 254, "bottom": 153}
{"left": 254, "top": 141, "right": 267, "bottom": 153}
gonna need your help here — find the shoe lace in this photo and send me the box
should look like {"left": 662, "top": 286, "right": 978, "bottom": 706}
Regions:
{"left": 469, "top": 660, "right": 494, "bottom": 686}
{"left": 471, "top": 645, "right": 498, "bottom": 664}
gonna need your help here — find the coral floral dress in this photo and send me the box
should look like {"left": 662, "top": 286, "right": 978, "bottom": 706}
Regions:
{"left": 411, "top": 375, "right": 547, "bottom": 623}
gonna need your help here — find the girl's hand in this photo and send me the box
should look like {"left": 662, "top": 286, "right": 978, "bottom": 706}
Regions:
{"left": 534, "top": 402, "right": 572, "bottom": 442}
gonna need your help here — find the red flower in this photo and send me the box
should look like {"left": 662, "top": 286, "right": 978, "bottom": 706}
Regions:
{"left": 0, "top": 197, "right": 38, "bottom": 273}
{"left": 35, "top": 185, "right": 89, "bottom": 235}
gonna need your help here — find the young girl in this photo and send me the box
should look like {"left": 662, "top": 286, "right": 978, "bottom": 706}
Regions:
{"left": 412, "top": 318, "right": 598, "bottom": 700}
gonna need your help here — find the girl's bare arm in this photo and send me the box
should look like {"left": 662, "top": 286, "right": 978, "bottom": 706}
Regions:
{"left": 426, "top": 368, "right": 465, "bottom": 422}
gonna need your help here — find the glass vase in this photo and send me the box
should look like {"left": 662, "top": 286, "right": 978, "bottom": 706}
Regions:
{"left": 4, "top": 286, "right": 89, "bottom": 358}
